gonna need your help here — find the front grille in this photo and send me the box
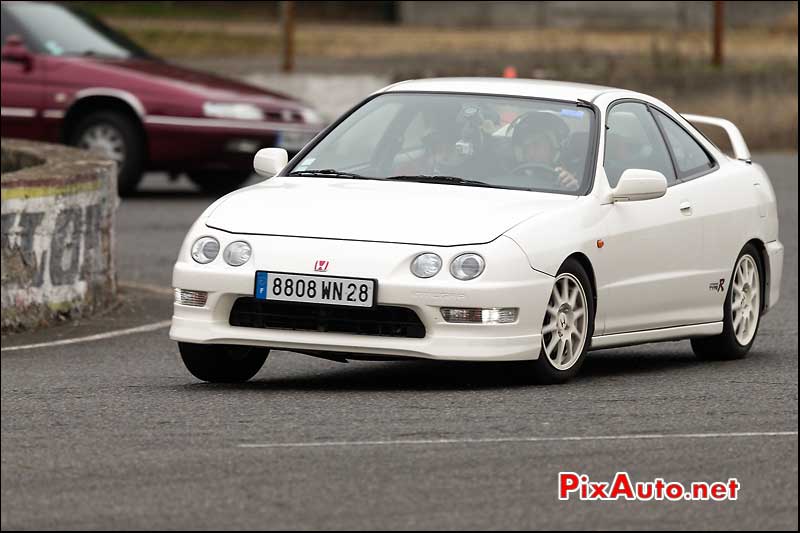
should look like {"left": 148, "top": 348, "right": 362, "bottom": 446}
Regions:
{"left": 229, "top": 298, "right": 426, "bottom": 339}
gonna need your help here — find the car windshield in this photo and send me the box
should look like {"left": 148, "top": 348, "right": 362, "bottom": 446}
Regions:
{"left": 289, "top": 92, "right": 595, "bottom": 194}
{"left": 3, "top": 1, "right": 151, "bottom": 59}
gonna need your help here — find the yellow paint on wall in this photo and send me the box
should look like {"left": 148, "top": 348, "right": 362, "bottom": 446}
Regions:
{"left": 0, "top": 180, "right": 102, "bottom": 200}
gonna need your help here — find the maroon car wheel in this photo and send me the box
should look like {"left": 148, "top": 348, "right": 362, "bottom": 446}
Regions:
{"left": 70, "top": 110, "right": 145, "bottom": 196}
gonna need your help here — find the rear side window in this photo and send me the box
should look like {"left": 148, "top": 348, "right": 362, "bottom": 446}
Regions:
{"left": 604, "top": 102, "right": 677, "bottom": 188}
{"left": 1, "top": 9, "right": 23, "bottom": 44}
{"left": 654, "top": 110, "right": 715, "bottom": 179}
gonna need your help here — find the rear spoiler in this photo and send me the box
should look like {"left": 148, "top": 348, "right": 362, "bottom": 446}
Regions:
{"left": 682, "top": 114, "right": 751, "bottom": 163}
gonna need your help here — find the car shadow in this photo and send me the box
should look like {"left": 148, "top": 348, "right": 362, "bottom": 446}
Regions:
{"left": 123, "top": 189, "right": 221, "bottom": 200}
{"left": 177, "top": 348, "right": 710, "bottom": 393}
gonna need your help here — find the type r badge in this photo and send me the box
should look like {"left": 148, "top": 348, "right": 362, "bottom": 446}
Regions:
{"left": 709, "top": 278, "right": 726, "bottom": 293}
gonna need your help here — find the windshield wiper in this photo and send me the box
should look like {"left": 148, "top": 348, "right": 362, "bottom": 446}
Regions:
{"left": 386, "top": 175, "right": 496, "bottom": 188}
{"left": 72, "top": 50, "right": 123, "bottom": 59}
{"left": 288, "top": 169, "right": 373, "bottom": 180}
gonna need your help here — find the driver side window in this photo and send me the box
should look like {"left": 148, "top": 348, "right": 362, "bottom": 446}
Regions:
{"left": 604, "top": 102, "right": 677, "bottom": 188}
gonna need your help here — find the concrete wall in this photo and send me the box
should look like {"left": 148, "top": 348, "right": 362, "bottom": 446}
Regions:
{"left": 1, "top": 139, "right": 118, "bottom": 331}
{"left": 397, "top": 1, "right": 798, "bottom": 29}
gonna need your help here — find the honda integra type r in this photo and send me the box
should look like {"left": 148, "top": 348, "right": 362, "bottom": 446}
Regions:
{"left": 170, "top": 78, "right": 783, "bottom": 384}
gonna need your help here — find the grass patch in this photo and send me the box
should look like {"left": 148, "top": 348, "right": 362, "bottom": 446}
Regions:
{"left": 130, "top": 27, "right": 279, "bottom": 57}
{"left": 68, "top": 1, "right": 271, "bottom": 21}
{"left": 104, "top": 19, "right": 798, "bottom": 63}
{"left": 96, "top": 17, "right": 797, "bottom": 150}
{"left": 676, "top": 90, "right": 798, "bottom": 154}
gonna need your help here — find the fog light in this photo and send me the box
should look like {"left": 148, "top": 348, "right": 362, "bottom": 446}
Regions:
{"left": 174, "top": 288, "right": 208, "bottom": 307}
{"left": 441, "top": 307, "right": 518, "bottom": 324}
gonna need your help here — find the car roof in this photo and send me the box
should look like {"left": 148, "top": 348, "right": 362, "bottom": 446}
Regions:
{"left": 379, "top": 77, "right": 625, "bottom": 103}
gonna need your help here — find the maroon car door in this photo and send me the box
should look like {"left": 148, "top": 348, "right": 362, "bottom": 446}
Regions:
{"left": 1, "top": 7, "right": 44, "bottom": 142}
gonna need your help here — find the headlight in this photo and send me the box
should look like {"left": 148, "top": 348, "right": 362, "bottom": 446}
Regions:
{"left": 203, "top": 102, "right": 264, "bottom": 121}
{"left": 191, "top": 236, "right": 220, "bottom": 264}
{"left": 223, "top": 241, "right": 252, "bottom": 266}
{"left": 410, "top": 253, "right": 442, "bottom": 278}
{"left": 300, "top": 107, "right": 323, "bottom": 125}
{"left": 450, "top": 253, "right": 485, "bottom": 280}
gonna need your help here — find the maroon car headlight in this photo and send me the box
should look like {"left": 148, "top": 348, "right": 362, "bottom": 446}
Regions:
{"left": 300, "top": 107, "right": 324, "bottom": 125}
{"left": 203, "top": 102, "right": 264, "bottom": 121}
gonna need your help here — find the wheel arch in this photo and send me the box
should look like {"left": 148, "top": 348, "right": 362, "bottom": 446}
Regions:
{"left": 62, "top": 93, "right": 148, "bottom": 159}
{"left": 743, "top": 238, "right": 769, "bottom": 312}
{"left": 563, "top": 251, "right": 598, "bottom": 319}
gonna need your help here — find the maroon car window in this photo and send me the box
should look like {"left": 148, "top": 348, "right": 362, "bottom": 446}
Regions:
{"left": 3, "top": 2, "right": 150, "bottom": 59}
{"left": 1, "top": 8, "right": 24, "bottom": 44}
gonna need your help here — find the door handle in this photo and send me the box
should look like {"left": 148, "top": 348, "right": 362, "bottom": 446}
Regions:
{"left": 679, "top": 201, "right": 692, "bottom": 215}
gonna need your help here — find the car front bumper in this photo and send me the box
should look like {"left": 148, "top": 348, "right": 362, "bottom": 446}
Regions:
{"left": 169, "top": 232, "right": 554, "bottom": 361}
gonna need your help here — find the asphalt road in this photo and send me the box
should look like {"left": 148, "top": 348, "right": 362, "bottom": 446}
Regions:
{"left": 2, "top": 153, "right": 797, "bottom": 530}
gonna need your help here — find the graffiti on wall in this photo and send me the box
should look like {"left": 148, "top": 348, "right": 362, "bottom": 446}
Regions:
{"left": 1, "top": 204, "right": 106, "bottom": 286}
{"left": 1, "top": 194, "right": 114, "bottom": 309}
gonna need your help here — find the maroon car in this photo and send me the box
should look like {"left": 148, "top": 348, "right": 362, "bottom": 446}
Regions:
{"left": 0, "top": 1, "right": 324, "bottom": 194}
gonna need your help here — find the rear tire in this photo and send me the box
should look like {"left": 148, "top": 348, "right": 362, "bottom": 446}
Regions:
{"left": 527, "top": 258, "right": 595, "bottom": 384}
{"left": 179, "top": 342, "right": 269, "bottom": 383}
{"left": 188, "top": 170, "right": 252, "bottom": 195}
{"left": 691, "top": 244, "right": 763, "bottom": 360}
{"left": 69, "top": 110, "right": 145, "bottom": 196}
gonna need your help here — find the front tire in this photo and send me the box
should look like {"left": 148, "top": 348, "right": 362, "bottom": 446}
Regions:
{"left": 691, "top": 244, "right": 763, "bottom": 360}
{"left": 69, "top": 110, "right": 145, "bottom": 196}
{"left": 179, "top": 342, "right": 269, "bottom": 383}
{"left": 528, "top": 258, "right": 595, "bottom": 384}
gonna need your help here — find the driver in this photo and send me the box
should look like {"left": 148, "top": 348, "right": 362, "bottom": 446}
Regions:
{"left": 511, "top": 111, "right": 580, "bottom": 191}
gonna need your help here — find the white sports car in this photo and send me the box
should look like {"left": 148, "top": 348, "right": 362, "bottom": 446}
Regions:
{"left": 170, "top": 78, "right": 783, "bottom": 384}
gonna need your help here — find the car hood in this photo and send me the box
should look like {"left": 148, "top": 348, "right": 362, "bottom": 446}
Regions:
{"left": 62, "top": 57, "right": 303, "bottom": 107}
{"left": 205, "top": 177, "right": 576, "bottom": 246}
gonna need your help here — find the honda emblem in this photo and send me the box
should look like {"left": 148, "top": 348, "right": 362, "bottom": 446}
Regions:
{"left": 314, "top": 260, "right": 329, "bottom": 272}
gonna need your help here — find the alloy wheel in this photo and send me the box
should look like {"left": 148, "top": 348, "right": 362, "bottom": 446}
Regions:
{"left": 541, "top": 273, "right": 588, "bottom": 371}
{"left": 731, "top": 254, "right": 760, "bottom": 346}
{"left": 79, "top": 123, "right": 126, "bottom": 163}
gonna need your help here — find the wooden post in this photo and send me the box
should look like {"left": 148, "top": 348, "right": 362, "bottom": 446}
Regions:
{"left": 712, "top": 0, "right": 724, "bottom": 67}
{"left": 281, "top": 1, "right": 295, "bottom": 73}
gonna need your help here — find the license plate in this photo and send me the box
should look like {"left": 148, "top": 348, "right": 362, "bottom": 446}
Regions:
{"left": 254, "top": 271, "right": 376, "bottom": 308}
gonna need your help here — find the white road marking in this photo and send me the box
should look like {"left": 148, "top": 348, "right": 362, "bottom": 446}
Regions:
{"left": 238, "top": 430, "right": 798, "bottom": 449}
{"left": 0, "top": 320, "right": 172, "bottom": 352}
{"left": 1, "top": 280, "right": 174, "bottom": 352}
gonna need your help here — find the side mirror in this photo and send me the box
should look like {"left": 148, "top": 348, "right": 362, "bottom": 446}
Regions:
{"left": 1, "top": 35, "right": 33, "bottom": 71}
{"left": 253, "top": 148, "right": 288, "bottom": 177}
{"left": 612, "top": 169, "right": 668, "bottom": 202}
